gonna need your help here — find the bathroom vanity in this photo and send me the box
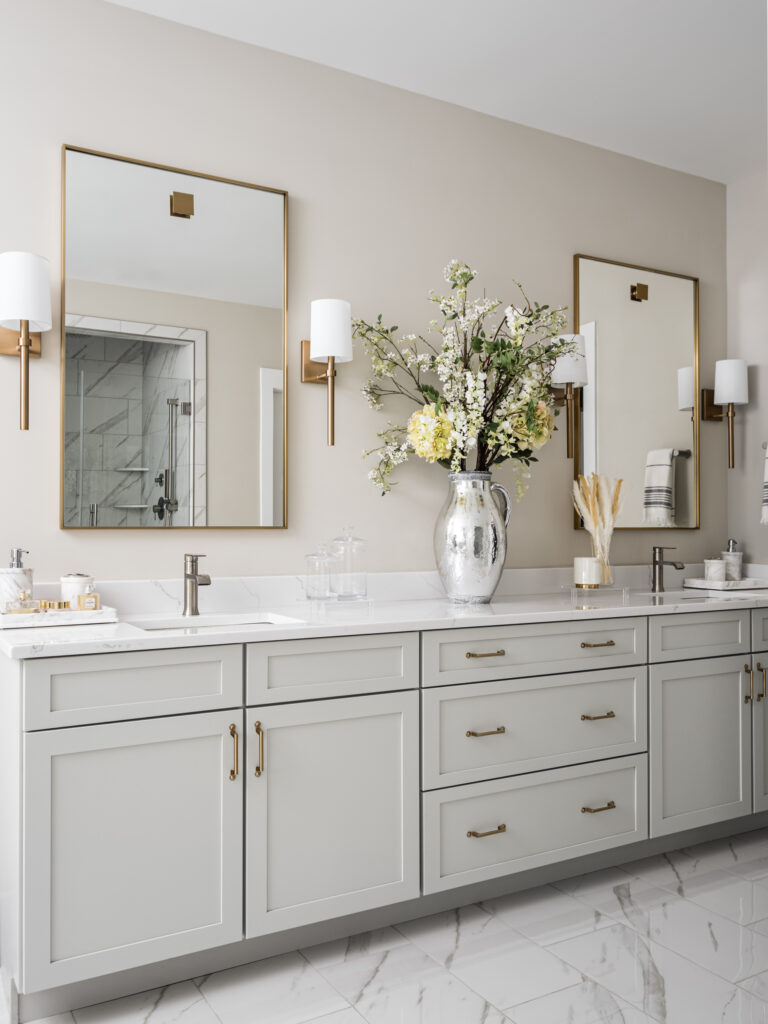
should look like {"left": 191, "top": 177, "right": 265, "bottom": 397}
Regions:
{"left": 3, "top": 589, "right": 768, "bottom": 1021}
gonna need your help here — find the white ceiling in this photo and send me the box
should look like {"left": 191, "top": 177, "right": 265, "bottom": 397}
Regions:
{"left": 66, "top": 149, "right": 285, "bottom": 307}
{"left": 105, "top": 0, "right": 766, "bottom": 184}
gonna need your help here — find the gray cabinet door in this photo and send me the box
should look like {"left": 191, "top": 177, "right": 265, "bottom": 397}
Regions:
{"left": 649, "top": 655, "right": 752, "bottom": 837}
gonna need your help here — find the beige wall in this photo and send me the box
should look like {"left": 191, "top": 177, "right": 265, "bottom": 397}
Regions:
{"left": 726, "top": 171, "right": 768, "bottom": 561}
{"left": 2, "top": 0, "right": 727, "bottom": 581}
{"left": 67, "top": 279, "right": 283, "bottom": 525}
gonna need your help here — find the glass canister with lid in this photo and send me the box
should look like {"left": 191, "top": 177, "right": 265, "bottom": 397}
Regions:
{"left": 329, "top": 526, "right": 367, "bottom": 600}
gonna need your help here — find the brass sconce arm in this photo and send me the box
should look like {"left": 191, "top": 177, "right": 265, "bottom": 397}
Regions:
{"left": 301, "top": 340, "right": 337, "bottom": 445}
{"left": 552, "top": 382, "right": 577, "bottom": 459}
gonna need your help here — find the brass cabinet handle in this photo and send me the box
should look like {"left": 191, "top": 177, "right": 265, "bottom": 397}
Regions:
{"left": 758, "top": 663, "right": 767, "bottom": 702}
{"left": 580, "top": 711, "right": 616, "bottom": 721}
{"left": 229, "top": 723, "right": 239, "bottom": 781}
{"left": 581, "top": 800, "right": 616, "bottom": 814}
{"left": 745, "top": 664, "right": 755, "bottom": 704}
{"left": 580, "top": 640, "right": 616, "bottom": 649}
{"left": 466, "top": 726, "right": 506, "bottom": 738}
{"left": 254, "top": 720, "right": 264, "bottom": 777}
{"left": 467, "top": 824, "right": 507, "bottom": 838}
{"left": 466, "top": 649, "right": 506, "bottom": 660}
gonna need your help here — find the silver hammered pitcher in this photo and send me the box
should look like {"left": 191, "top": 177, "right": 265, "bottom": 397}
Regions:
{"left": 434, "top": 471, "right": 511, "bottom": 603}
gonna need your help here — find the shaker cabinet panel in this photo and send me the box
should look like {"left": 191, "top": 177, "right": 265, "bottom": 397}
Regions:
{"left": 23, "top": 645, "right": 243, "bottom": 730}
{"left": 752, "top": 657, "right": 768, "bottom": 813}
{"left": 753, "top": 609, "right": 768, "bottom": 654}
{"left": 423, "top": 754, "right": 647, "bottom": 894}
{"left": 245, "top": 691, "right": 419, "bottom": 937}
{"left": 649, "top": 656, "right": 752, "bottom": 837}
{"left": 246, "top": 632, "right": 419, "bottom": 704}
{"left": 422, "top": 667, "right": 647, "bottom": 789}
{"left": 422, "top": 617, "right": 646, "bottom": 687}
{"left": 21, "top": 711, "right": 243, "bottom": 992}
{"left": 649, "top": 610, "right": 750, "bottom": 664}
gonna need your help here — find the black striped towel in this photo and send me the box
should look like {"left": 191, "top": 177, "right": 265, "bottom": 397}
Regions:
{"left": 643, "top": 449, "right": 675, "bottom": 527}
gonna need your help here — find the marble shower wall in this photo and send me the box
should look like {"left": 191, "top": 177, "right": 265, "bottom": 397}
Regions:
{"left": 64, "top": 329, "right": 203, "bottom": 527}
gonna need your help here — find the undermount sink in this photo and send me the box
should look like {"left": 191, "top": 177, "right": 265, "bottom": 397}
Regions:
{"left": 126, "top": 612, "right": 303, "bottom": 632}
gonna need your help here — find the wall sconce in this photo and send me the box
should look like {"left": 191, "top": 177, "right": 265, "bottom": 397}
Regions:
{"left": 301, "top": 299, "right": 352, "bottom": 445}
{"left": 701, "top": 358, "right": 748, "bottom": 468}
{"left": 0, "top": 252, "right": 52, "bottom": 430}
{"left": 552, "top": 334, "right": 587, "bottom": 459}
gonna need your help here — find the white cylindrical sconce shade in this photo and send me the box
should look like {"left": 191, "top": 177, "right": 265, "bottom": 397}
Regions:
{"left": 310, "top": 299, "right": 353, "bottom": 364}
{"left": 714, "top": 359, "right": 748, "bottom": 405}
{"left": 0, "top": 252, "right": 52, "bottom": 331}
{"left": 552, "top": 335, "right": 587, "bottom": 386}
{"left": 677, "top": 366, "right": 694, "bottom": 410}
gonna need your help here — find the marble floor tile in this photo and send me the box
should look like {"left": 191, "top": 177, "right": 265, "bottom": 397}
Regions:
{"left": 678, "top": 869, "right": 768, "bottom": 925}
{"left": 549, "top": 922, "right": 760, "bottom": 1024}
{"left": 619, "top": 845, "right": 738, "bottom": 894}
{"left": 301, "top": 1011, "right": 367, "bottom": 1024}
{"left": 437, "top": 927, "right": 581, "bottom": 1009}
{"left": 73, "top": 981, "right": 219, "bottom": 1023}
{"left": 504, "top": 980, "right": 650, "bottom": 1024}
{"left": 395, "top": 903, "right": 512, "bottom": 967}
{"left": 481, "top": 883, "right": 613, "bottom": 945}
{"left": 28, "top": 1017, "right": 76, "bottom": 1024}
{"left": 553, "top": 867, "right": 634, "bottom": 899}
{"left": 725, "top": 852, "right": 768, "bottom": 882}
{"left": 317, "top": 944, "right": 510, "bottom": 1024}
{"left": 302, "top": 927, "right": 409, "bottom": 970}
{"left": 573, "top": 875, "right": 768, "bottom": 982}
{"left": 198, "top": 952, "right": 347, "bottom": 1024}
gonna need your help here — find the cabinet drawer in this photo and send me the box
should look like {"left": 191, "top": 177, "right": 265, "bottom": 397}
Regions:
{"left": 422, "top": 618, "right": 646, "bottom": 687}
{"left": 246, "top": 632, "right": 419, "bottom": 704}
{"left": 753, "top": 609, "right": 768, "bottom": 653}
{"left": 423, "top": 754, "right": 648, "bottom": 893}
{"left": 649, "top": 610, "right": 750, "bottom": 663}
{"left": 23, "top": 646, "right": 243, "bottom": 730}
{"left": 422, "top": 667, "right": 647, "bottom": 789}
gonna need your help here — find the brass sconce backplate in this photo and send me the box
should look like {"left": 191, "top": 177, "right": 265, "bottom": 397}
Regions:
{"left": 630, "top": 282, "right": 649, "bottom": 302}
{"left": 170, "top": 191, "right": 195, "bottom": 218}
{"left": 0, "top": 327, "right": 41, "bottom": 357}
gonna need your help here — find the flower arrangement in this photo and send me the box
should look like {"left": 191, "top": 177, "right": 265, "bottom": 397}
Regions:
{"left": 354, "top": 261, "right": 573, "bottom": 495}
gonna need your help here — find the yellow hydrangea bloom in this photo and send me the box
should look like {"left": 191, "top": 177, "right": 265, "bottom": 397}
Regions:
{"left": 407, "top": 404, "right": 453, "bottom": 463}
{"left": 511, "top": 401, "right": 554, "bottom": 451}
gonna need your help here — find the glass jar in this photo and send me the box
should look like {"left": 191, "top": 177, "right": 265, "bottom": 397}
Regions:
{"left": 329, "top": 526, "right": 367, "bottom": 600}
{"left": 304, "top": 545, "right": 334, "bottom": 600}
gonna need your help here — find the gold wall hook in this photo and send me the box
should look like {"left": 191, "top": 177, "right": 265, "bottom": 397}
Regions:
{"left": 630, "top": 282, "right": 648, "bottom": 301}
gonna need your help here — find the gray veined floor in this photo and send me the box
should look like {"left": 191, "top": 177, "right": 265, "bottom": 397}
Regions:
{"left": 32, "top": 827, "right": 768, "bottom": 1024}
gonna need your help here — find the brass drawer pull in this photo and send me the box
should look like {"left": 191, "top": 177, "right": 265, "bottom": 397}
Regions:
{"left": 581, "top": 711, "right": 616, "bottom": 722}
{"left": 745, "top": 664, "right": 754, "bottom": 704}
{"left": 758, "top": 663, "right": 767, "bottom": 702}
{"left": 580, "top": 640, "right": 616, "bottom": 649}
{"left": 467, "top": 824, "right": 507, "bottom": 838}
{"left": 581, "top": 800, "right": 616, "bottom": 814}
{"left": 466, "top": 726, "right": 506, "bottom": 737}
{"left": 229, "top": 723, "right": 239, "bottom": 781}
{"left": 466, "top": 649, "right": 506, "bottom": 659}
{"left": 254, "top": 720, "right": 264, "bottom": 777}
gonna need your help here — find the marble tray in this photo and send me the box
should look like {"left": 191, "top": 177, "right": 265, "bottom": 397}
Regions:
{"left": 0, "top": 605, "right": 119, "bottom": 629}
{"left": 684, "top": 578, "right": 768, "bottom": 591}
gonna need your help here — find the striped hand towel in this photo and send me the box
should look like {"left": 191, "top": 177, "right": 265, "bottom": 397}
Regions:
{"left": 762, "top": 446, "right": 768, "bottom": 525}
{"left": 643, "top": 449, "right": 675, "bottom": 527}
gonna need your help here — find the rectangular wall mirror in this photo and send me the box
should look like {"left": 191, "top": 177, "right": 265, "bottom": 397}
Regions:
{"left": 574, "top": 254, "right": 699, "bottom": 529}
{"left": 61, "top": 146, "right": 287, "bottom": 529}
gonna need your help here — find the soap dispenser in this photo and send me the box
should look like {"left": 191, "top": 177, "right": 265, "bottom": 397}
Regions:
{"left": 0, "top": 548, "right": 34, "bottom": 612}
{"left": 721, "top": 539, "right": 743, "bottom": 582}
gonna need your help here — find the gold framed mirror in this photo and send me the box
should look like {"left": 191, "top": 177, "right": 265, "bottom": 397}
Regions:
{"left": 61, "top": 146, "right": 287, "bottom": 529}
{"left": 574, "top": 254, "right": 699, "bottom": 530}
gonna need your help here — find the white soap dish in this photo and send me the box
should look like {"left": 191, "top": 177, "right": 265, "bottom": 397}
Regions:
{"left": 0, "top": 605, "right": 119, "bottom": 629}
{"left": 684, "top": 578, "right": 768, "bottom": 591}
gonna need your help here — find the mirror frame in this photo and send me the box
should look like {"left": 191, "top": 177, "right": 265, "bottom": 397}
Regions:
{"left": 60, "top": 145, "right": 288, "bottom": 530}
{"left": 573, "top": 253, "right": 700, "bottom": 531}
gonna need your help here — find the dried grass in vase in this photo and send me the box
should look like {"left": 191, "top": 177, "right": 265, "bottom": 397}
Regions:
{"left": 572, "top": 473, "right": 623, "bottom": 584}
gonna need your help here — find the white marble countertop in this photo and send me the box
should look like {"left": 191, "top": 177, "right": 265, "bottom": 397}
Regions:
{"left": 2, "top": 584, "right": 767, "bottom": 660}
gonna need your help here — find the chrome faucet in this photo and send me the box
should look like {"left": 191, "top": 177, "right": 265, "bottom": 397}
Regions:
{"left": 651, "top": 546, "right": 685, "bottom": 594}
{"left": 183, "top": 553, "right": 211, "bottom": 616}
